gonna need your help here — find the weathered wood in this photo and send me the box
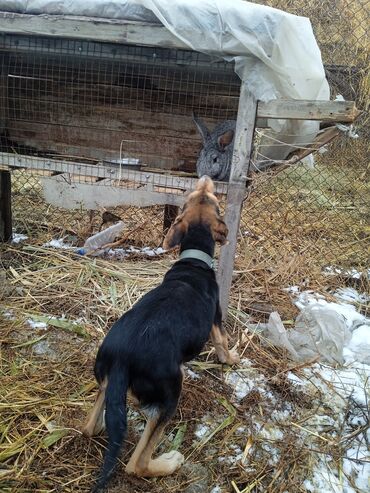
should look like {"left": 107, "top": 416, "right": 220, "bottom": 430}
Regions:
{"left": 258, "top": 99, "right": 359, "bottom": 122}
{"left": 40, "top": 174, "right": 185, "bottom": 209}
{"left": 1, "top": 34, "right": 236, "bottom": 79}
{"left": 163, "top": 205, "right": 179, "bottom": 234}
{"left": 0, "top": 152, "right": 228, "bottom": 195}
{"left": 0, "top": 57, "right": 8, "bottom": 133}
{"left": 6, "top": 121, "right": 200, "bottom": 172}
{"left": 217, "top": 85, "right": 258, "bottom": 320}
{"left": 0, "top": 12, "right": 248, "bottom": 56}
{"left": 0, "top": 170, "right": 12, "bottom": 242}
{"left": 0, "top": 13, "right": 190, "bottom": 51}
{"left": 256, "top": 126, "right": 341, "bottom": 171}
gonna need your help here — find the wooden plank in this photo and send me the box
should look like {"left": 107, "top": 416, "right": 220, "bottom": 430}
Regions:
{"left": 40, "top": 174, "right": 185, "bottom": 209}
{"left": 0, "top": 170, "right": 12, "bottom": 242}
{"left": 0, "top": 12, "right": 244, "bottom": 56}
{"left": 5, "top": 120, "right": 200, "bottom": 171}
{"left": 258, "top": 99, "right": 359, "bottom": 122}
{"left": 217, "top": 84, "right": 258, "bottom": 320}
{"left": 163, "top": 205, "right": 179, "bottom": 234}
{"left": 0, "top": 152, "right": 228, "bottom": 195}
{"left": 0, "top": 33, "right": 225, "bottom": 70}
{"left": 6, "top": 74, "right": 239, "bottom": 122}
{"left": 0, "top": 13, "right": 190, "bottom": 51}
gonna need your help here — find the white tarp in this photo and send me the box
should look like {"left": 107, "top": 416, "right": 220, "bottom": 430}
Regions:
{"left": 0, "top": 0, "right": 331, "bottom": 161}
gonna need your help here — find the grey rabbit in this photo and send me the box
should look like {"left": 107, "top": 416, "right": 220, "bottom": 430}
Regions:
{"left": 193, "top": 113, "right": 235, "bottom": 181}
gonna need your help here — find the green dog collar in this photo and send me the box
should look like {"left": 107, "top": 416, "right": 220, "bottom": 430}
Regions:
{"left": 179, "top": 249, "right": 214, "bottom": 269}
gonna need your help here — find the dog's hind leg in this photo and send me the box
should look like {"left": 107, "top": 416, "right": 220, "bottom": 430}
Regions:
{"left": 126, "top": 377, "right": 184, "bottom": 477}
{"left": 82, "top": 377, "right": 107, "bottom": 437}
{"left": 126, "top": 411, "right": 184, "bottom": 477}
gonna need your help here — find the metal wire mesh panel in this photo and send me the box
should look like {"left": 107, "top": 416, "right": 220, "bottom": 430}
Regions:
{"left": 239, "top": 0, "right": 369, "bottom": 269}
{"left": 0, "top": 35, "right": 239, "bottom": 179}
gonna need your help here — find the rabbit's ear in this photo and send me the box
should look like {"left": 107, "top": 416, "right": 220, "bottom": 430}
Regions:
{"left": 212, "top": 218, "right": 229, "bottom": 245}
{"left": 192, "top": 113, "right": 211, "bottom": 143}
{"left": 218, "top": 130, "right": 234, "bottom": 150}
{"left": 163, "top": 216, "right": 188, "bottom": 250}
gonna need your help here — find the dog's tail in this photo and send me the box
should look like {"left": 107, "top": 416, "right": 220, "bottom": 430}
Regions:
{"left": 92, "top": 365, "right": 129, "bottom": 492}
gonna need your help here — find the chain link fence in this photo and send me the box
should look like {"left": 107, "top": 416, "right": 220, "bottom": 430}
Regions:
{"left": 6, "top": 0, "right": 370, "bottom": 274}
{"left": 237, "top": 0, "right": 369, "bottom": 270}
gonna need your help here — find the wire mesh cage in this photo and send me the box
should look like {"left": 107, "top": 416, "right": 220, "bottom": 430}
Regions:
{"left": 0, "top": 34, "right": 239, "bottom": 183}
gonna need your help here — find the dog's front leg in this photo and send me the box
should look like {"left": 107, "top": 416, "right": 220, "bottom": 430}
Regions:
{"left": 211, "top": 324, "right": 239, "bottom": 365}
{"left": 211, "top": 304, "right": 239, "bottom": 365}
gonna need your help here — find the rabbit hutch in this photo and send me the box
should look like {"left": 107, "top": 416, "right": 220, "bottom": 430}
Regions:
{"left": 0, "top": 0, "right": 359, "bottom": 317}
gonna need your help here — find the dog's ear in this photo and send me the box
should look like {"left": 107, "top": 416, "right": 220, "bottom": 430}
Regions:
{"left": 212, "top": 218, "right": 229, "bottom": 245}
{"left": 163, "top": 217, "right": 188, "bottom": 250}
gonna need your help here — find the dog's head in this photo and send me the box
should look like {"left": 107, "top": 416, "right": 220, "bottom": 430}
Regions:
{"left": 163, "top": 175, "right": 228, "bottom": 250}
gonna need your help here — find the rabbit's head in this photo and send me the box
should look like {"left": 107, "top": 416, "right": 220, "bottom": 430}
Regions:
{"left": 193, "top": 114, "right": 235, "bottom": 181}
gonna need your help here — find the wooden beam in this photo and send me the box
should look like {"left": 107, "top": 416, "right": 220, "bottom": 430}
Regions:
{"left": 0, "top": 12, "right": 191, "bottom": 51}
{"left": 257, "top": 99, "right": 359, "bottom": 122}
{"left": 0, "top": 152, "right": 228, "bottom": 194}
{"left": 0, "top": 170, "right": 12, "bottom": 242}
{"left": 163, "top": 205, "right": 179, "bottom": 235}
{"left": 217, "top": 84, "right": 258, "bottom": 320}
{"left": 40, "top": 174, "right": 185, "bottom": 209}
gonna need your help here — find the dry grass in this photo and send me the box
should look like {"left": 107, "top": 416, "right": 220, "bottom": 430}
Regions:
{"left": 1, "top": 236, "right": 368, "bottom": 492}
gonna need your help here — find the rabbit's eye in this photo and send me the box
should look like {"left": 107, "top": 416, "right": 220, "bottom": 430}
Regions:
{"left": 213, "top": 157, "right": 218, "bottom": 163}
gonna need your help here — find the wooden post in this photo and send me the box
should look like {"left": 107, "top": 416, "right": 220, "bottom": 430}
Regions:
{"left": 217, "top": 84, "right": 258, "bottom": 320}
{"left": 163, "top": 204, "right": 179, "bottom": 235}
{"left": 0, "top": 170, "right": 12, "bottom": 242}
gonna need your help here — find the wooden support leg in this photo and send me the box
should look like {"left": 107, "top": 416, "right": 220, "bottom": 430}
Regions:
{"left": 217, "top": 84, "right": 258, "bottom": 320}
{"left": 163, "top": 204, "right": 179, "bottom": 235}
{"left": 217, "top": 183, "right": 246, "bottom": 320}
{"left": 0, "top": 170, "right": 12, "bottom": 242}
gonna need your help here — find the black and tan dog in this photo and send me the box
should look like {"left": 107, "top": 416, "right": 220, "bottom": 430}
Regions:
{"left": 83, "top": 175, "right": 239, "bottom": 491}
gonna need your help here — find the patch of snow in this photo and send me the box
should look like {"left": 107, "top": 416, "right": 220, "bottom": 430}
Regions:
{"left": 334, "top": 287, "right": 369, "bottom": 304}
{"left": 27, "top": 318, "right": 48, "bottom": 330}
{"left": 345, "top": 325, "right": 370, "bottom": 364}
{"left": 323, "top": 266, "right": 369, "bottom": 280}
{"left": 240, "top": 357, "right": 253, "bottom": 367}
{"left": 185, "top": 368, "right": 200, "bottom": 380}
{"left": 343, "top": 453, "right": 370, "bottom": 493}
{"left": 310, "top": 363, "right": 370, "bottom": 407}
{"left": 305, "top": 456, "right": 367, "bottom": 493}
{"left": 259, "top": 426, "right": 284, "bottom": 441}
{"left": 2, "top": 310, "right": 14, "bottom": 319}
{"left": 43, "top": 238, "right": 74, "bottom": 249}
{"left": 195, "top": 424, "right": 210, "bottom": 439}
{"left": 107, "top": 245, "right": 165, "bottom": 259}
{"left": 12, "top": 233, "right": 28, "bottom": 244}
{"left": 225, "top": 370, "right": 264, "bottom": 401}
{"left": 287, "top": 372, "right": 306, "bottom": 386}
{"left": 284, "top": 285, "right": 300, "bottom": 294}
{"left": 270, "top": 408, "right": 293, "bottom": 421}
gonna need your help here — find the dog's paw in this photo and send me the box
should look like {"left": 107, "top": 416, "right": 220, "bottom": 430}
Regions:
{"left": 127, "top": 450, "right": 185, "bottom": 477}
{"left": 224, "top": 348, "right": 240, "bottom": 365}
{"left": 154, "top": 451, "right": 185, "bottom": 474}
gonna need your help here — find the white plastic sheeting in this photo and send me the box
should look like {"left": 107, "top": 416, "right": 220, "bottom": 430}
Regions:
{"left": 0, "top": 0, "right": 330, "bottom": 161}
